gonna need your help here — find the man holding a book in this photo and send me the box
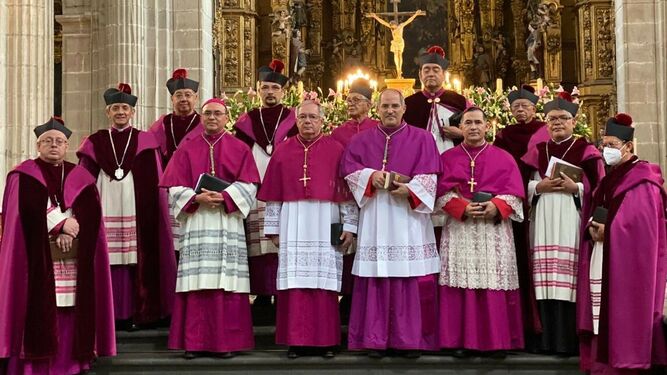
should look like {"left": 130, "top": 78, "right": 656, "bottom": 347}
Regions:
{"left": 160, "top": 97, "right": 261, "bottom": 359}
{"left": 259, "top": 99, "right": 358, "bottom": 358}
{"left": 521, "top": 92, "right": 605, "bottom": 355}
{"left": 435, "top": 106, "right": 526, "bottom": 354}
{"left": 578, "top": 113, "right": 667, "bottom": 373}
{"left": 340, "top": 88, "right": 442, "bottom": 358}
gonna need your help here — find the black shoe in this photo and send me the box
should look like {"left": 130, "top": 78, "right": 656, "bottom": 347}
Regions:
{"left": 323, "top": 349, "right": 335, "bottom": 358}
{"left": 287, "top": 349, "right": 299, "bottom": 359}
{"left": 488, "top": 350, "right": 507, "bottom": 359}
{"left": 452, "top": 349, "right": 469, "bottom": 358}
{"left": 217, "top": 352, "right": 235, "bottom": 359}
{"left": 367, "top": 350, "right": 384, "bottom": 358}
{"left": 404, "top": 350, "right": 421, "bottom": 359}
{"left": 183, "top": 351, "right": 197, "bottom": 360}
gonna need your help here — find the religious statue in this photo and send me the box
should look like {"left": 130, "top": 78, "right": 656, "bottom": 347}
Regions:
{"left": 271, "top": 9, "right": 291, "bottom": 37}
{"left": 290, "top": 29, "right": 310, "bottom": 80}
{"left": 526, "top": 22, "right": 542, "bottom": 78}
{"left": 473, "top": 43, "right": 492, "bottom": 86}
{"left": 365, "top": 8, "right": 426, "bottom": 79}
{"left": 290, "top": 0, "right": 308, "bottom": 29}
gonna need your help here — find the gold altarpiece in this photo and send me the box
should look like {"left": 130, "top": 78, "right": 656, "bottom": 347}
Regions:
{"left": 213, "top": 0, "right": 616, "bottom": 138}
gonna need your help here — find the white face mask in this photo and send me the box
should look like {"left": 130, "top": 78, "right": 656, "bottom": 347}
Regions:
{"left": 603, "top": 146, "right": 623, "bottom": 166}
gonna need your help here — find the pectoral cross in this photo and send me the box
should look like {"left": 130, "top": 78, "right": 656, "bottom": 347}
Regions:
{"left": 468, "top": 160, "right": 476, "bottom": 192}
{"left": 297, "top": 135, "right": 323, "bottom": 188}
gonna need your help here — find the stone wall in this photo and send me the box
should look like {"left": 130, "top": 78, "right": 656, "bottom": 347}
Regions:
{"left": 615, "top": 0, "right": 667, "bottom": 169}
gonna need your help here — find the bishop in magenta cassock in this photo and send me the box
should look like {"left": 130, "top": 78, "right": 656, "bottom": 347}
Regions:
{"left": 77, "top": 83, "right": 176, "bottom": 330}
{"left": 149, "top": 68, "right": 202, "bottom": 166}
{"left": 578, "top": 113, "right": 667, "bottom": 374}
{"left": 160, "top": 98, "right": 261, "bottom": 358}
{"left": 436, "top": 107, "right": 525, "bottom": 353}
{"left": 0, "top": 117, "right": 115, "bottom": 374}
{"left": 259, "top": 100, "right": 358, "bottom": 358}
{"left": 340, "top": 89, "right": 441, "bottom": 358}
{"left": 521, "top": 92, "right": 605, "bottom": 355}
{"left": 330, "top": 79, "right": 378, "bottom": 318}
{"left": 492, "top": 84, "right": 548, "bottom": 335}
{"left": 404, "top": 46, "right": 467, "bottom": 155}
{"left": 233, "top": 60, "right": 298, "bottom": 315}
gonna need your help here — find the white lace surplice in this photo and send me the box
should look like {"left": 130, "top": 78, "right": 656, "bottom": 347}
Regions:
{"left": 437, "top": 191, "right": 523, "bottom": 290}
{"left": 345, "top": 168, "right": 440, "bottom": 278}
{"left": 265, "top": 200, "right": 359, "bottom": 292}
{"left": 170, "top": 181, "right": 257, "bottom": 293}
{"left": 247, "top": 144, "right": 278, "bottom": 257}
{"left": 97, "top": 171, "right": 138, "bottom": 265}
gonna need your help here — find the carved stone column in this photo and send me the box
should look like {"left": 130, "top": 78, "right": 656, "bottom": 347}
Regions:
{"left": 303, "top": 0, "right": 324, "bottom": 88}
{"left": 575, "top": 0, "right": 615, "bottom": 139}
{"left": 270, "top": 0, "right": 290, "bottom": 70}
{"left": 214, "top": 0, "right": 258, "bottom": 93}
{"left": 510, "top": 0, "right": 530, "bottom": 84}
{"left": 0, "top": 0, "right": 54, "bottom": 188}
{"left": 542, "top": 0, "right": 563, "bottom": 84}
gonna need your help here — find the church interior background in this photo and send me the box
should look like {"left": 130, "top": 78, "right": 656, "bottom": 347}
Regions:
{"left": 0, "top": 0, "right": 666, "bottom": 195}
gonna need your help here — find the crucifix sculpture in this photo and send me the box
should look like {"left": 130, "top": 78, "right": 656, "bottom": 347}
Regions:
{"left": 365, "top": 0, "right": 426, "bottom": 79}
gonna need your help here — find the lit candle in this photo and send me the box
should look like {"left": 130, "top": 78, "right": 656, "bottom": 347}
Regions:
{"left": 634, "top": 137, "right": 639, "bottom": 156}
{"left": 344, "top": 79, "right": 349, "bottom": 92}
{"left": 453, "top": 78, "right": 462, "bottom": 93}
{"left": 336, "top": 80, "right": 344, "bottom": 94}
{"left": 537, "top": 78, "right": 543, "bottom": 92}
{"left": 370, "top": 80, "right": 378, "bottom": 92}
{"left": 496, "top": 78, "right": 503, "bottom": 95}
{"left": 297, "top": 81, "right": 304, "bottom": 95}
{"left": 492, "top": 120, "right": 497, "bottom": 140}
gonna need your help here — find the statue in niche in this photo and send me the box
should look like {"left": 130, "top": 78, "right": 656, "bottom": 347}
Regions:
{"left": 290, "top": 29, "right": 310, "bottom": 80}
{"left": 526, "top": 22, "right": 542, "bottom": 78}
{"left": 290, "top": 0, "right": 308, "bottom": 29}
{"left": 492, "top": 32, "right": 510, "bottom": 79}
{"left": 473, "top": 43, "right": 492, "bottom": 86}
{"left": 271, "top": 9, "right": 291, "bottom": 37}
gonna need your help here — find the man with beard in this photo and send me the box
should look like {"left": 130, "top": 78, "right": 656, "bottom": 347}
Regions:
{"left": 0, "top": 117, "right": 115, "bottom": 374}
{"left": 234, "top": 60, "right": 298, "bottom": 323}
{"left": 149, "top": 68, "right": 201, "bottom": 166}
{"left": 77, "top": 83, "right": 176, "bottom": 331}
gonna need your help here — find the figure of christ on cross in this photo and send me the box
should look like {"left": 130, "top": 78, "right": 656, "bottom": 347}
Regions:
{"left": 365, "top": 0, "right": 426, "bottom": 79}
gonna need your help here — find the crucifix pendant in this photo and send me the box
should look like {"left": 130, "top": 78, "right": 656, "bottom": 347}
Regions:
{"left": 299, "top": 169, "right": 311, "bottom": 187}
{"left": 114, "top": 168, "right": 124, "bottom": 179}
{"left": 468, "top": 177, "right": 477, "bottom": 192}
{"left": 299, "top": 149, "right": 310, "bottom": 187}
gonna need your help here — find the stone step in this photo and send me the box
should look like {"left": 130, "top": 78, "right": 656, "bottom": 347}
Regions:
{"left": 90, "top": 350, "right": 581, "bottom": 375}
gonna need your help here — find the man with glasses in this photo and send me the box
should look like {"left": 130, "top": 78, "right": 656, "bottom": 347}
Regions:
{"left": 78, "top": 83, "right": 176, "bottom": 331}
{"left": 330, "top": 79, "right": 379, "bottom": 320}
{"left": 436, "top": 107, "right": 526, "bottom": 355}
{"left": 259, "top": 100, "right": 358, "bottom": 358}
{"left": 234, "top": 60, "right": 298, "bottom": 323}
{"left": 149, "top": 68, "right": 201, "bottom": 166}
{"left": 578, "top": 113, "right": 667, "bottom": 373}
{"left": 521, "top": 92, "right": 605, "bottom": 355}
{"left": 404, "top": 46, "right": 467, "bottom": 154}
{"left": 161, "top": 98, "right": 260, "bottom": 359}
{"left": 340, "top": 89, "right": 441, "bottom": 358}
{"left": 492, "top": 84, "right": 548, "bottom": 339}
{"left": 0, "top": 117, "right": 115, "bottom": 374}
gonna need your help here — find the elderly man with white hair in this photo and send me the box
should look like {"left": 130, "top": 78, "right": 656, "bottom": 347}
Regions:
{"left": 259, "top": 99, "right": 358, "bottom": 358}
{"left": 77, "top": 83, "right": 176, "bottom": 331}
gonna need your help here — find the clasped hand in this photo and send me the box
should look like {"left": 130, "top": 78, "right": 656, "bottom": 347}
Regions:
{"left": 195, "top": 188, "right": 224, "bottom": 209}
{"left": 536, "top": 173, "right": 578, "bottom": 194}
{"left": 465, "top": 201, "right": 498, "bottom": 220}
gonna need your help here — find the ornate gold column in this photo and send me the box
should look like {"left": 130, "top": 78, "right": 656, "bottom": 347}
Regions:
{"left": 542, "top": 0, "right": 563, "bottom": 84}
{"left": 575, "top": 0, "right": 615, "bottom": 139}
{"left": 510, "top": 0, "right": 530, "bottom": 84}
{"left": 213, "top": 0, "right": 258, "bottom": 93}
{"left": 303, "top": 0, "right": 324, "bottom": 88}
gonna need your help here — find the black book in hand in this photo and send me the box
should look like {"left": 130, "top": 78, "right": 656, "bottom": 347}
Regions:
{"left": 472, "top": 191, "right": 494, "bottom": 203}
{"left": 592, "top": 206, "right": 608, "bottom": 225}
{"left": 195, "top": 173, "right": 232, "bottom": 193}
{"left": 331, "top": 223, "right": 344, "bottom": 246}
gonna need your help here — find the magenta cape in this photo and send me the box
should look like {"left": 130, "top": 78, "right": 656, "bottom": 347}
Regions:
{"left": 77, "top": 129, "right": 177, "bottom": 323}
{"left": 160, "top": 130, "right": 261, "bottom": 188}
{"left": 330, "top": 117, "right": 379, "bottom": 146}
{"left": 149, "top": 113, "right": 202, "bottom": 163}
{"left": 0, "top": 160, "right": 115, "bottom": 360}
{"left": 258, "top": 135, "right": 350, "bottom": 203}
{"left": 437, "top": 143, "right": 525, "bottom": 200}
{"left": 340, "top": 123, "right": 442, "bottom": 178}
{"left": 234, "top": 106, "right": 296, "bottom": 147}
{"left": 578, "top": 160, "right": 667, "bottom": 370}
